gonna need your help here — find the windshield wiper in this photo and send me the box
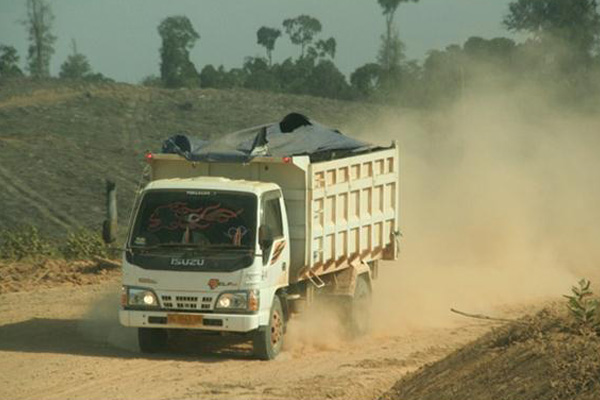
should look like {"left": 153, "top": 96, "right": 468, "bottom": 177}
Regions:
{"left": 133, "top": 243, "right": 205, "bottom": 252}
{"left": 132, "top": 243, "right": 252, "bottom": 253}
{"left": 203, "top": 244, "right": 253, "bottom": 250}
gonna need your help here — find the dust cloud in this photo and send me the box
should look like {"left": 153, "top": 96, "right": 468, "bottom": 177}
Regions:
{"left": 78, "top": 288, "right": 138, "bottom": 352}
{"left": 79, "top": 82, "right": 600, "bottom": 351}
{"left": 362, "top": 84, "right": 600, "bottom": 333}
{"left": 283, "top": 300, "right": 346, "bottom": 355}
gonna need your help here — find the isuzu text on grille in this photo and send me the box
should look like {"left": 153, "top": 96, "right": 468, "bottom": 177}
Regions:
{"left": 170, "top": 258, "right": 205, "bottom": 266}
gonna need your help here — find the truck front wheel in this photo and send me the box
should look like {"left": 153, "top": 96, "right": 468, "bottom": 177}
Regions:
{"left": 138, "top": 328, "right": 168, "bottom": 353}
{"left": 253, "top": 296, "right": 285, "bottom": 360}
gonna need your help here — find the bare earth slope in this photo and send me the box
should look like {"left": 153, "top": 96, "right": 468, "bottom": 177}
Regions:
{"left": 381, "top": 307, "right": 600, "bottom": 400}
{"left": 0, "top": 78, "right": 384, "bottom": 237}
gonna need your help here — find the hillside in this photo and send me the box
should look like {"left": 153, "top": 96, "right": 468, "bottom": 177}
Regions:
{"left": 0, "top": 78, "right": 384, "bottom": 237}
{"left": 380, "top": 305, "right": 600, "bottom": 400}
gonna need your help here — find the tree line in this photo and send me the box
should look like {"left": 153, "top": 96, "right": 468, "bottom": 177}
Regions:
{"left": 2, "top": 0, "right": 600, "bottom": 106}
{"left": 147, "top": 0, "right": 600, "bottom": 105}
{"left": 0, "top": 0, "right": 110, "bottom": 82}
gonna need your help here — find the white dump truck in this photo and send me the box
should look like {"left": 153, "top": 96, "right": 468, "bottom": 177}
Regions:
{"left": 119, "top": 114, "right": 400, "bottom": 359}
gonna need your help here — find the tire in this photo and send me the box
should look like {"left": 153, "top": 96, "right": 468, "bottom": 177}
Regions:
{"left": 253, "top": 296, "right": 285, "bottom": 360}
{"left": 347, "top": 275, "right": 372, "bottom": 337}
{"left": 138, "top": 327, "right": 168, "bottom": 353}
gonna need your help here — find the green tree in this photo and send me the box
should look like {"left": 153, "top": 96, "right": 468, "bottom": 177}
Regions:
{"left": 200, "top": 65, "right": 246, "bottom": 89}
{"left": 243, "top": 57, "right": 278, "bottom": 91}
{"left": 23, "top": 0, "right": 56, "bottom": 78}
{"left": 0, "top": 45, "right": 23, "bottom": 78}
{"left": 377, "top": 30, "right": 405, "bottom": 74}
{"left": 59, "top": 40, "right": 92, "bottom": 79}
{"left": 272, "top": 58, "right": 303, "bottom": 93}
{"left": 223, "top": 67, "right": 246, "bottom": 88}
{"left": 306, "top": 60, "right": 351, "bottom": 99}
{"left": 283, "top": 15, "right": 322, "bottom": 58}
{"left": 140, "top": 74, "right": 162, "bottom": 87}
{"left": 463, "top": 36, "right": 517, "bottom": 62}
{"left": 351, "top": 63, "right": 381, "bottom": 98}
{"left": 257, "top": 26, "right": 281, "bottom": 66}
{"left": 59, "top": 53, "right": 91, "bottom": 79}
{"left": 158, "top": 16, "right": 200, "bottom": 88}
{"left": 421, "top": 44, "right": 469, "bottom": 105}
{"left": 504, "top": 0, "right": 600, "bottom": 62}
{"left": 377, "top": 0, "right": 418, "bottom": 72}
{"left": 200, "top": 64, "right": 220, "bottom": 88}
{"left": 315, "top": 37, "right": 337, "bottom": 59}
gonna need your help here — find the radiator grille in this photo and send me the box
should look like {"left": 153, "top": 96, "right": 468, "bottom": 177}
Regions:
{"left": 159, "top": 293, "right": 213, "bottom": 311}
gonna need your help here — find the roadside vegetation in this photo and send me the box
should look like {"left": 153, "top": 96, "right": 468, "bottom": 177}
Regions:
{"left": 0, "top": 226, "right": 108, "bottom": 261}
{"left": 0, "top": 226, "right": 117, "bottom": 294}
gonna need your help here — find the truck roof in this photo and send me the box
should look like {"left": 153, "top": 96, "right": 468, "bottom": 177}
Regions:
{"left": 144, "top": 176, "right": 280, "bottom": 196}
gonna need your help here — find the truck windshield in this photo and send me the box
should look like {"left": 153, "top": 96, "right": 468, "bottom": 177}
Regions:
{"left": 129, "top": 190, "right": 257, "bottom": 250}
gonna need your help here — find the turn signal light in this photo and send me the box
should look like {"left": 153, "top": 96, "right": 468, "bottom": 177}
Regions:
{"left": 248, "top": 290, "right": 259, "bottom": 312}
{"left": 120, "top": 287, "right": 127, "bottom": 307}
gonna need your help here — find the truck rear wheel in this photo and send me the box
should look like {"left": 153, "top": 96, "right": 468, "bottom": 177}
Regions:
{"left": 138, "top": 328, "right": 168, "bottom": 353}
{"left": 347, "top": 275, "right": 372, "bottom": 337}
{"left": 253, "top": 296, "right": 285, "bottom": 360}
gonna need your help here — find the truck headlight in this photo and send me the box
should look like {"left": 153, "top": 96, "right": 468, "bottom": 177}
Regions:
{"left": 215, "top": 290, "right": 259, "bottom": 312}
{"left": 125, "top": 286, "right": 159, "bottom": 308}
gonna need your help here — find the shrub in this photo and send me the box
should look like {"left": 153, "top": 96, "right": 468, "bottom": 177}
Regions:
{"left": 0, "top": 226, "right": 53, "bottom": 260}
{"left": 60, "top": 230, "right": 108, "bottom": 260}
{"left": 564, "top": 279, "right": 600, "bottom": 334}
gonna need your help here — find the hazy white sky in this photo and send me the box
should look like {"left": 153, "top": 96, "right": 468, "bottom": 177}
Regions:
{"left": 0, "top": 0, "right": 519, "bottom": 83}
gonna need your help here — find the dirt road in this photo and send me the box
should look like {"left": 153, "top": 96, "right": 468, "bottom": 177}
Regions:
{"left": 0, "top": 279, "right": 492, "bottom": 400}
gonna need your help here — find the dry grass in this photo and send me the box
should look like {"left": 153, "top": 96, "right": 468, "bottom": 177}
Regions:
{"left": 0, "top": 78, "right": 384, "bottom": 239}
{"left": 0, "top": 258, "right": 119, "bottom": 294}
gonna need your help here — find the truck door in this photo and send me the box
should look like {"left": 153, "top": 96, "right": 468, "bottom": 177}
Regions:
{"left": 260, "top": 191, "right": 289, "bottom": 288}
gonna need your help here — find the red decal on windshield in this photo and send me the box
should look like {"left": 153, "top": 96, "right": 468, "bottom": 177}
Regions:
{"left": 148, "top": 202, "right": 243, "bottom": 232}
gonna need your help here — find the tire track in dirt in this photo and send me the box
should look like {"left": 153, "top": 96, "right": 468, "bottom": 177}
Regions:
{"left": 44, "top": 133, "right": 140, "bottom": 189}
{"left": 0, "top": 88, "right": 117, "bottom": 110}
{"left": 0, "top": 165, "right": 77, "bottom": 231}
{"left": 23, "top": 362, "right": 168, "bottom": 400}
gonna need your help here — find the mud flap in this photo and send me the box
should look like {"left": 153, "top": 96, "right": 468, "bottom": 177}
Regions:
{"left": 330, "top": 261, "right": 371, "bottom": 297}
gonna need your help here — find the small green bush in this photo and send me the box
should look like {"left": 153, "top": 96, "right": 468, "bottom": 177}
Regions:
{"left": 60, "top": 230, "right": 108, "bottom": 260}
{"left": 564, "top": 279, "right": 600, "bottom": 334}
{"left": 0, "top": 226, "right": 53, "bottom": 260}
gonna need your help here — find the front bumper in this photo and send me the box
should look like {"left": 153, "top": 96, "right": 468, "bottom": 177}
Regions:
{"left": 119, "top": 309, "right": 264, "bottom": 332}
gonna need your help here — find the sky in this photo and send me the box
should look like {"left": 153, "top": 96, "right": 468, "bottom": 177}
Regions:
{"left": 0, "top": 0, "right": 520, "bottom": 83}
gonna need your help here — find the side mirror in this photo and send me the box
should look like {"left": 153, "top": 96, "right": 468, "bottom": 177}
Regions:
{"left": 258, "top": 225, "right": 274, "bottom": 250}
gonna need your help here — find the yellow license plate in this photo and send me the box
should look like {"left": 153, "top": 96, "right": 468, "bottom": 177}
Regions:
{"left": 167, "top": 314, "right": 203, "bottom": 326}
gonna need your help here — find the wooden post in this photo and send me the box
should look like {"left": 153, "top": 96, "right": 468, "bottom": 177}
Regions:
{"left": 102, "top": 180, "right": 118, "bottom": 244}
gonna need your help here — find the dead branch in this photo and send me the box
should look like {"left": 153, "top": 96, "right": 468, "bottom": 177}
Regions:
{"left": 92, "top": 256, "right": 121, "bottom": 269}
{"left": 33, "top": 268, "right": 50, "bottom": 283}
{"left": 450, "top": 308, "right": 522, "bottom": 324}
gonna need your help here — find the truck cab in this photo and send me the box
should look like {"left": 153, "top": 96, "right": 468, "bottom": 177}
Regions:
{"left": 120, "top": 177, "right": 290, "bottom": 359}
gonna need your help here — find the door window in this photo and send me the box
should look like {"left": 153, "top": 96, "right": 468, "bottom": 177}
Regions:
{"left": 263, "top": 198, "right": 283, "bottom": 239}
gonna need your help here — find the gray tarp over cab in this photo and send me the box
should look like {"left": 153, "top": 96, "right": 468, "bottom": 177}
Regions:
{"left": 161, "top": 113, "right": 380, "bottom": 163}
